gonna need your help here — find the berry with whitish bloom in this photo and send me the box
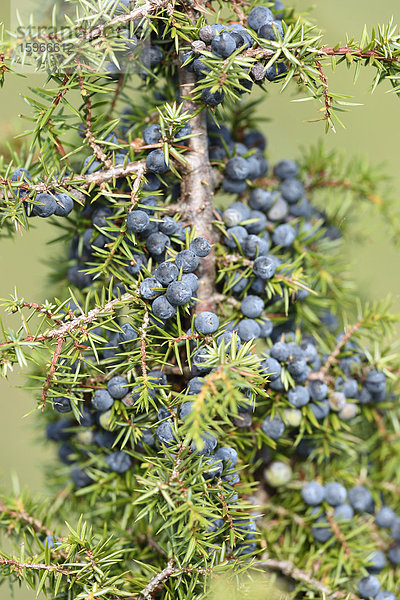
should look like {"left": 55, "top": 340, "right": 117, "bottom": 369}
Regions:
{"left": 159, "top": 216, "right": 178, "bottom": 235}
{"left": 333, "top": 503, "right": 354, "bottom": 520}
{"left": 258, "top": 316, "right": 273, "bottom": 338}
{"left": 365, "top": 369, "right": 386, "bottom": 394}
{"left": 146, "top": 149, "right": 169, "bottom": 174}
{"left": 152, "top": 295, "right": 177, "bottom": 320}
{"left": 280, "top": 177, "right": 304, "bottom": 204}
{"left": 329, "top": 391, "right": 347, "bottom": 412}
{"left": 253, "top": 255, "right": 276, "bottom": 279}
{"left": 248, "top": 5, "right": 274, "bottom": 30}
{"left": 215, "top": 446, "right": 238, "bottom": 467}
{"left": 324, "top": 482, "right": 347, "bottom": 506}
{"left": 388, "top": 544, "right": 400, "bottom": 565}
{"left": 53, "top": 396, "right": 72, "bottom": 413}
{"left": 71, "top": 468, "right": 92, "bottom": 488}
{"left": 260, "top": 356, "right": 281, "bottom": 381}
{"left": 241, "top": 295, "right": 264, "bottom": 319}
{"left": 288, "top": 358, "right": 309, "bottom": 381}
{"left": 46, "top": 420, "right": 72, "bottom": 442}
{"left": 116, "top": 323, "right": 137, "bottom": 347}
{"left": 366, "top": 550, "right": 387, "bottom": 574}
{"left": 203, "top": 457, "right": 223, "bottom": 480}
{"left": 261, "top": 415, "right": 285, "bottom": 440}
{"left": 264, "top": 461, "right": 292, "bottom": 487}
{"left": 358, "top": 576, "right": 381, "bottom": 599}
{"left": 180, "top": 401, "right": 194, "bottom": 419}
{"left": 145, "top": 232, "right": 170, "bottom": 255}
{"left": 126, "top": 252, "right": 147, "bottom": 276}
{"left": 265, "top": 61, "right": 288, "bottom": 82}
{"left": 194, "top": 311, "right": 220, "bottom": 335}
{"left": 92, "top": 389, "right": 114, "bottom": 411}
{"left": 217, "top": 331, "right": 241, "bottom": 351}
{"left": 310, "top": 400, "right": 330, "bottom": 421}
{"left": 140, "top": 277, "right": 163, "bottom": 300}
{"left": 141, "top": 45, "right": 164, "bottom": 69}
{"left": 175, "top": 249, "right": 199, "bottom": 273}
{"left": 191, "top": 433, "right": 218, "bottom": 456}
{"left": 143, "top": 124, "right": 161, "bottom": 145}
{"left": 244, "top": 234, "right": 269, "bottom": 258}
{"left": 187, "top": 377, "right": 204, "bottom": 394}
{"left": 211, "top": 32, "right": 236, "bottom": 57}
{"left": 258, "top": 20, "right": 283, "bottom": 40}
{"left": 375, "top": 506, "right": 396, "bottom": 528}
{"left": 222, "top": 177, "right": 247, "bottom": 194}
{"left": 301, "top": 481, "right": 325, "bottom": 506}
{"left": 107, "top": 375, "right": 129, "bottom": 399}
{"left": 249, "top": 188, "right": 276, "bottom": 212}
{"left": 181, "top": 272, "right": 199, "bottom": 293}
{"left": 201, "top": 87, "right": 224, "bottom": 107}
{"left": 190, "top": 237, "right": 211, "bottom": 257}
{"left": 311, "top": 513, "right": 332, "bottom": 543}
{"left": 126, "top": 210, "right": 150, "bottom": 233}
{"left": 223, "top": 202, "right": 251, "bottom": 227}
{"left": 54, "top": 193, "right": 74, "bottom": 217}
{"left": 270, "top": 342, "right": 290, "bottom": 362}
{"left": 391, "top": 517, "right": 400, "bottom": 541}
{"left": 375, "top": 593, "right": 396, "bottom": 600}
{"left": 288, "top": 385, "right": 310, "bottom": 407}
{"left": 31, "top": 193, "right": 57, "bottom": 217}
{"left": 225, "top": 225, "right": 248, "bottom": 249}
{"left": 238, "top": 318, "right": 261, "bottom": 341}
{"left": 283, "top": 408, "right": 302, "bottom": 427}
{"left": 348, "top": 486, "right": 374, "bottom": 513}
{"left": 166, "top": 280, "right": 192, "bottom": 306}
{"left": 106, "top": 451, "right": 131, "bottom": 473}
{"left": 309, "top": 379, "right": 328, "bottom": 402}
{"left": 156, "top": 421, "right": 175, "bottom": 445}
{"left": 226, "top": 156, "right": 250, "bottom": 181}
{"left": 154, "top": 262, "right": 179, "bottom": 286}
{"left": 244, "top": 210, "right": 267, "bottom": 235}
{"left": 192, "top": 347, "right": 212, "bottom": 374}
{"left": 272, "top": 223, "right": 296, "bottom": 247}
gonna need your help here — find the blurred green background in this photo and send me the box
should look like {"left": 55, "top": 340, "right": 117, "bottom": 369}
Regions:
{"left": 0, "top": 1, "right": 399, "bottom": 598}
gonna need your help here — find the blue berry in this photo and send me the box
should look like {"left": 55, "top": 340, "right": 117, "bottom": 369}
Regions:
{"left": 365, "top": 370, "right": 386, "bottom": 394}
{"left": 141, "top": 45, "right": 163, "bottom": 69}
{"left": 217, "top": 331, "right": 241, "bottom": 351}
{"left": 166, "top": 281, "right": 193, "bottom": 306}
{"left": 265, "top": 61, "right": 288, "bottom": 82}
{"left": 127, "top": 253, "right": 147, "bottom": 275}
{"left": 32, "top": 193, "right": 57, "bottom": 217}
{"left": 288, "top": 358, "right": 309, "bottom": 381}
{"left": 145, "top": 232, "right": 170, "bottom": 255}
{"left": 71, "top": 468, "right": 93, "bottom": 488}
{"left": 154, "top": 262, "right": 179, "bottom": 286}
{"left": 106, "top": 451, "right": 131, "bottom": 473}
{"left": 191, "top": 433, "right": 218, "bottom": 456}
{"left": 249, "top": 188, "right": 275, "bottom": 211}
{"left": 201, "top": 88, "right": 224, "bottom": 107}
{"left": 126, "top": 210, "right": 150, "bottom": 233}
{"left": 310, "top": 400, "right": 330, "bottom": 420}
{"left": 152, "top": 295, "right": 177, "bottom": 320}
{"left": 244, "top": 234, "right": 269, "bottom": 258}
{"left": 245, "top": 210, "right": 267, "bottom": 234}
{"left": 223, "top": 202, "right": 251, "bottom": 227}
{"left": 261, "top": 415, "right": 285, "bottom": 440}
{"left": 187, "top": 377, "right": 204, "bottom": 394}
{"left": 181, "top": 273, "right": 199, "bottom": 293}
{"left": 156, "top": 421, "right": 175, "bottom": 445}
{"left": 388, "top": 544, "right": 400, "bottom": 565}
{"left": 146, "top": 149, "right": 169, "bottom": 174}
{"left": 225, "top": 156, "right": 250, "bottom": 180}
{"left": 143, "top": 124, "right": 161, "bottom": 145}
{"left": 140, "top": 277, "right": 163, "bottom": 300}
{"left": 376, "top": 506, "right": 396, "bottom": 528}
{"left": 248, "top": 6, "right": 274, "bottom": 31}
{"left": 260, "top": 356, "right": 281, "bottom": 381}
{"left": 203, "top": 457, "right": 223, "bottom": 480}
{"left": 211, "top": 32, "right": 236, "bottom": 57}
{"left": 348, "top": 486, "right": 374, "bottom": 513}
{"left": 301, "top": 481, "right": 325, "bottom": 505}
{"left": 107, "top": 376, "right": 129, "bottom": 399}
{"left": 53, "top": 396, "right": 72, "bottom": 413}
{"left": 117, "top": 323, "right": 137, "bottom": 346}
{"left": 180, "top": 401, "right": 194, "bottom": 419}
{"left": 194, "top": 311, "right": 220, "bottom": 334}
{"left": 333, "top": 503, "right": 354, "bottom": 520}
{"left": 366, "top": 550, "right": 387, "bottom": 574}
{"left": 192, "top": 348, "right": 211, "bottom": 374}
{"left": 272, "top": 223, "right": 296, "bottom": 247}
{"left": 175, "top": 250, "right": 199, "bottom": 273}
{"left": 92, "top": 389, "right": 114, "bottom": 411}
{"left": 375, "top": 593, "right": 396, "bottom": 600}
{"left": 241, "top": 295, "right": 264, "bottom": 318}
{"left": 258, "top": 316, "right": 273, "bottom": 338}
{"left": 46, "top": 420, "right": 72, "bottom": 442}
{"left": 238, "top": 319, "right": 261, "bottom": 341}
{"left": 253, "top": 255, "right": 276, "bottom": 279}
{"left": 159, "top": 216, "right": 178, "bottom": 235}
{"left": 324, "top": 482, "right": 347, "bottom": 506}
{"left": 215, "top": 446, "right": 238, "bottom": 467}
{"left": 358, "top": 576, "right": 380, "bottom": 599}
{"left": 309, "top": 379, "right": 328, "bottom": 402}
{"left": 288, "top": 385, "right": 310, "bottom": 407}
{"left": 54, "top": 193, "right": 74, "bottom": 217}
{"left": 190, "top": 237, "right": 211, "bottom": 257}
{"left": 311, "top": 514, "right": 332, "bottom": 543}
{"left": 258, "top": 20, "right": 283, "bottom": 40}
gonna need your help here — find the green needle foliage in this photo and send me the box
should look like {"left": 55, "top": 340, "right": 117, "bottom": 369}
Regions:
{"left": 0, "top": 1, "right": 399, "bottom": 599}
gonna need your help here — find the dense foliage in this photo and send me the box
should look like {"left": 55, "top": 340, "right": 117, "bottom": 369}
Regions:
{"left": 0, "top": 0, "right": 400, "bottom": 599}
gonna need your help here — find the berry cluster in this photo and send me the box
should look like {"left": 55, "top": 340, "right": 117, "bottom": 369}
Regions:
{"left": 300, "top": 481, "right": 398, "bottom": 600}
{"left": 11, "top": 168, "right": 74, "bottom": 218}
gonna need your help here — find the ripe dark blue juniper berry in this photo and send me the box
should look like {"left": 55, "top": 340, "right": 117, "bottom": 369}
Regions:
{"left": 225, "top": 156, "right": 250, "bottom": 181}
{"left": 156, "top": 421, "right": 175, "bottom": 445}
{"left": 166, "top": 280, "right": 193, "bottom": 306}
{"left": 92, "top": 389, "right": 114, "bottom": 411}
{"left": 211, "top": 32, "right": 236, "bottom": 57}
{"left": 301, "top": 481, "right": 325, "bottom": 505}
{"left": 324, "top": 482, "right": 347, "bottom": 506}
{"left": 247, "top": 6, "right": 274, "bottom": 31}
{"left": 288, "top": 385, "right": 309, "bottom": 407}
{"left": 366, "top": 550, "right": 387, "bottom": 574}
{"left": 215, "top": 446, "right": 238, "bottom": 467}
{"left": 201, "top": 88, "right": 224, "bottom": 107}
{"left": 253, "top": 255, "right": 277, "bottom": 279}
{"left": 375, "top": 506, "right": 396, "bottom": 528}
{"left": 107, "top": 376, "right": 129, "bottom": 399}
{"left": 53, "top": 396, "right": 72, "bottom": 413}
{"left": 146, "top": 149, "right": 169, "bottom": 174}
{"left": 358, "top": 576, "right": 381, "bottom": 599}
{"left": 106, "top": 451, "right": 131, "bottom": 474}
{"left": 140, "top": 277, "right": 163, "bottom": 300}
{"left": 261, "top": 415, "right": 285, "bottom": 440}
{"left": 194, "top": 311, "right": 220, "bottom": 335}
{"left": 117, "top": 323, "right": 137, "bottom": 346}
{"left": 152, "top": 295, "right": 177, "bottom": 320}
{"left": 154, "top": 262, "right": 179, "bottom": 285}
{"left": 126, "top": 210, "right": 150, "bottom": 233}
{"left": 237, "top": 318, "right": 261, "bottom": 341}
{"left": 175, "top": 250, "right": 199, "bottom": 273}
{"left": 143, "top": 124, "right": 161, "bottom": 145}
{"left": 31, "top": 193, "right": 57, "bottom": 217}
{"left": 348, "top": 486, "right": 374, "bottom": 513}
{"left": 190, "top": 237, "right": 212, "bottom": 257}
{"left": 241, "top": 295, "right": 264, "bottom": 319}
{"left": 54, "top": 193, "right": 74, "bottom": 217}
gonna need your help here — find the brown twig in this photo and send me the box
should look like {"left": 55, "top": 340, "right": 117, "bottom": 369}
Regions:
{"left": 0, "top": 555, "right": 71, "bottom": 576}
{"left": 41, "top": 335, "right": 65, "bottom": 410}
{"left": 78, "top": 75, "right": 113, "bottom": 169}
{"left": 0, "top": 501, "right": 53, "bottom": 538}
{"left": 315, "top": 59, "right": 335, "bottom": 131}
